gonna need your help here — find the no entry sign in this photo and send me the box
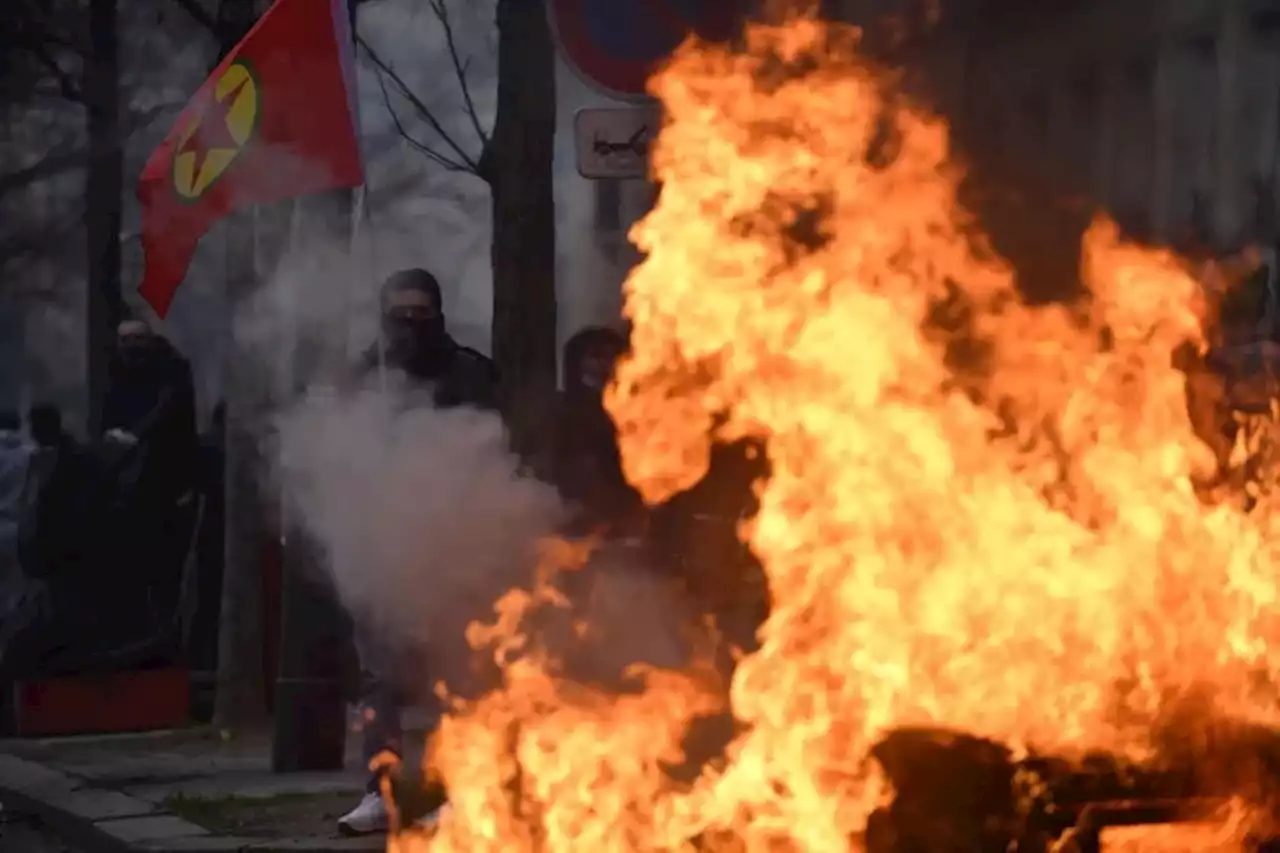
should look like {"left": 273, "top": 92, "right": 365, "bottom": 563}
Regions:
{"left": 546, "top": 0, "right": 745, "bottom": 102}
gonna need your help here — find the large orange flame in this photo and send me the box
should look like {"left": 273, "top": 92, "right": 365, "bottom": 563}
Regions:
{"left": 396, "top": 14, "right": 1280, "bottom": 853}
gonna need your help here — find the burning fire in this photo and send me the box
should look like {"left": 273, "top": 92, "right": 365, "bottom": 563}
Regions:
{"left": 395, "top": 12, "right": 1280, "bottom": 853}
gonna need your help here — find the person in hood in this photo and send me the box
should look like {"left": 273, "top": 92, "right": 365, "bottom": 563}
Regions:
{"left": 0, "top": 410, "right": 34, "bottom": 624}
{"left": 99, "top": 316, "right": 200, "bottom": 646}
{"left": 354, "top": 268, "right": 498, "bottom": 409}
{"left": 19, "top": 404, "right": 90, "bottom": 584}
{"left": 10, "top": 404, "right": 99, "bottom": 651}
{"left": 338, "top": 268, "right": 499, "bottom": 837}
{"left": 2, "top": 404, "right": 107, "bottom": 685}
{"left": 101, "top": 317, "right": 199, "bottom": 499}
{"left": 549, "top": 326, "right": 644, "bottom": 536}
{"left": 103, "top": 318, "right": 197, "bottom": 439}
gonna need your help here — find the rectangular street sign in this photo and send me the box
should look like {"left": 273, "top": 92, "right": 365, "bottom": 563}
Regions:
{"left": 573, "top": 106, "right": 662, "bottom": 180}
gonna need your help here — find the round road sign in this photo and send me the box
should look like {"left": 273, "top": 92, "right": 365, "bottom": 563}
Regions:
{"left": 547, "top": 0, "right": 746, "bottom": 102}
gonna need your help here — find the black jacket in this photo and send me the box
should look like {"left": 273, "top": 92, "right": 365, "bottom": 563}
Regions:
{"left": 549, "top": 328, "right": 642, "bottom": 533}
{"left": 101, "top": 338, "right": 199, "bottom": 502}
{"left": 353, "top": 336, "right": 499, "bottom": 411}
{"left": 19, "top": 435, "right": 94, "bottom": 583}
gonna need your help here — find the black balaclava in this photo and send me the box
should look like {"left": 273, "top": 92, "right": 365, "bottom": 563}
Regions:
{"left": 116, "top": 318, "right": 162, "bottom": 374}
{"left": 380, "top": 268, "right": 449, "bottom": 375}
{"left": 563, "top": 327, "right": 626, "bottom": 401}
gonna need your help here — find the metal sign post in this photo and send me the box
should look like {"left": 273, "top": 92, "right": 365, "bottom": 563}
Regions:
{"left": 548, "top": 0, "right": 746, "bottom": 181}
{"left": 549, "top": 0, "right": 746, "bottom": 327}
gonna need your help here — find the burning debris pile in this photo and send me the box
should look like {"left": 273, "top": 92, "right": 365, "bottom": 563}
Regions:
{"left": 394, "top": 12, "right": 1280, "bottom": 853}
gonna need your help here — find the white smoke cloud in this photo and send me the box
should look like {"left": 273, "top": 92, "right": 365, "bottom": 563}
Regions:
{"left": 224, "top": 210, "right": 558, "bottom": 690}
{"left": 274, "top": 378, "right": 566, "bottom": 679}
{"left": 241, "top": 223, "right": 703, "bottom": 698}
{"left": 271, "top": 373, "right": 710, "bottom": 698}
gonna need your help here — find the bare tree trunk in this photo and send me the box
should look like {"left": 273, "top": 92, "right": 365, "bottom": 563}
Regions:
{"left": 212, "top": 0, "right": 268, "bottom": 732}
{"left": 487, "top": 0, "right": 558, "bottom": 459}
{"left": 270, "top": 0, "right": 359, "bottom": 772}
{"left": 85, "top": 0, "right": 121, "bottom": 435}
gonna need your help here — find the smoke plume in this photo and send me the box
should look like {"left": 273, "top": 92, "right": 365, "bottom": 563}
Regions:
{"left": 276, "top": 378, "right": 568, "bottom": 682}
{"left": 223, "top": 0, "right": 724, "bottom": 704}
{"left": 239, "top": 216, "right": 721, "bottom": 705}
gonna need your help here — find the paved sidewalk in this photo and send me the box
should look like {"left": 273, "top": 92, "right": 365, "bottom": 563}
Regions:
{"left": 0, "top": 725, "right": 427, "bottom": 853}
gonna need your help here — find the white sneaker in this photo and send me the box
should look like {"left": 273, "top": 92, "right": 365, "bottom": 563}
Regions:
{"left": 410, "top": 802, "right": 450, "bottom": 833}
{"left": 337, "top": 792, "right": 389, "bottom": 836}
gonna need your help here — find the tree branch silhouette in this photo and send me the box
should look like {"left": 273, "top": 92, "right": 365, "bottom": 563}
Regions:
{"left": 356, "top": 30, "right": 491, "bottom": 179}
{"left": 0, "top": 101, "right": 179, "bottom": 202}
{"left": 362, "top": 36, "right": 474, "bottom": 173}
{"left": 162, "top": 0, "right": 494, "bottom": 181}
{"left": 166, "top": 0, "right": 218, "bottom": 32}
{"left": 426, "top": 0, "right": 489, "bottom": 151}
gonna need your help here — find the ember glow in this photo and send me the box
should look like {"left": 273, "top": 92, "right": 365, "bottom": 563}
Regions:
{"left": 394, "top": 14, "right": 1280, "bottom": 853}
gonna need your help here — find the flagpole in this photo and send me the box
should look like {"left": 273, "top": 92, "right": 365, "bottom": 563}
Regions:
{"left": 349, "top": 184, "right": 364, "bottom": 365}
{"left": 352, "top": 183, "right": 387, "bottom": 393}
{"left": 270, "top": 0, "right": 364, "bottom": 774}
{"left": 272, "top": 200, "right": 358, "bottom": 775}
{"left": 356, "top": 183, "right": 389, "bottom": 394}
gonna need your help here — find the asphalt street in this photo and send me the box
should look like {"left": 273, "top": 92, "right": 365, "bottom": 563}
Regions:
{"left": 0, "top": 800, "right": 83, "bottom": 852}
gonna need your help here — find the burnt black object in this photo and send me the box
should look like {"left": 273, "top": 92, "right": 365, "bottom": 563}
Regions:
{"left": 1052, "top": 799, "right": 1228, "bottom": 853}
{"left": 863, "top": 727, "right": 1280, "bottom": 852}
{"left": 868, "top": 728, "right": 1022, "bottom": 853}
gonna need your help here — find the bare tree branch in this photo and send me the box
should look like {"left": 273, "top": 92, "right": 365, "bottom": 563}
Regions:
{"left": 165, "top": 0, "right": 495, "bottom": 180}
{"left": 426, "top": 0, "right": 489, "bottom": 150}
{"left": 0, "top": 149, "right": 85, "bottom": 198}
{"left": 166, "top": 0, "right": 218, "bottom": 33}
{"left": 373, "top": 68, "right": 471, "bottom": 172}
{"left": 28, "top": 82, "right": 79, "bottom": 102}
{"left": 3, "top": 3, "right": 85, "bottom": 101}
{"left": 356, "top": 32, "right": 484, "bottom": 176}
{"left": 19, "top": 39, "right": 81, "bottom": 101}
{"left": 15, "top": 5, "right": 86, "bottom": 55}
{"left": 0, "top": 101, "right": 181, "bottom": 201}
{"left": 0, "top": 202, "right": 87, "bottom": 281}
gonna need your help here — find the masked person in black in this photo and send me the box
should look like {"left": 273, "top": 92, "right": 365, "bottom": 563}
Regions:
{"left": 98, "top": 317, "right": 199, "bottom": 653}
{"left": 550, "top": 326, "right": 644, "bottom": 537}
{"left": 7, "top": 405, "right": 93, "bottom": 657}
{"left": 0, "top": 409, "right": 33, "bottom": 632}
{"left": 101, "top": 318, "right": 199, "bottom": 500}
{"left": 355, "top": 268, "right": 498, "bottom": 408}
{"left": 19, "top": 404, "right": 89, "bottom": 586}
{"left": 1, "top": 405, "right": 100, "bottom": 695}
{"left": 338, "top": 268, "right": 498, "bottom": 837}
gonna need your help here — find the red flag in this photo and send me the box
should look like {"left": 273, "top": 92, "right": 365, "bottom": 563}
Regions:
{"left": 137, "top": 0, "right": 363, "bottom": 317}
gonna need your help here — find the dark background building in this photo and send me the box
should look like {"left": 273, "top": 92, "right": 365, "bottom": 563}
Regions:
{"left": 831, "top": 0, "right": 1280, "bottom": 252}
